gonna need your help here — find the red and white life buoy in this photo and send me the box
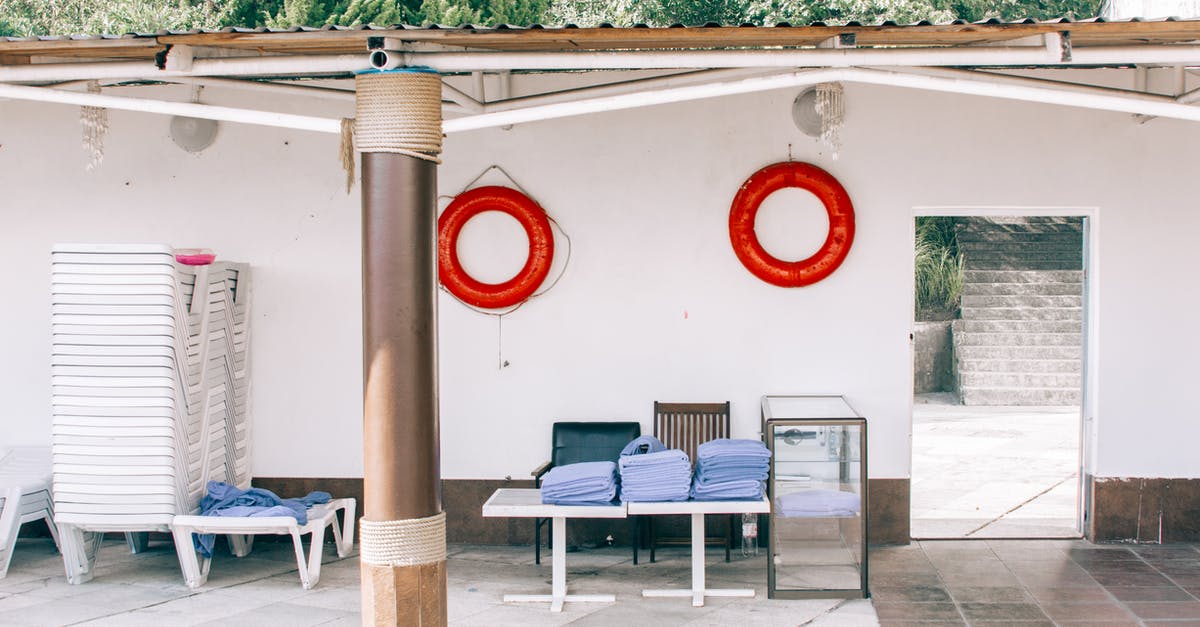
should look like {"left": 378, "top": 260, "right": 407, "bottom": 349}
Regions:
{"left": 728, "top": 162, "right": 855, "bottom": 287}
{"left": 438, "top": 185, "right": 555, "bottom": 309}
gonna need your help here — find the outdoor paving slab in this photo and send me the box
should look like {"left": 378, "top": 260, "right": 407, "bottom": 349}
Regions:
{"left": 957, "top": 601, "right": 1052, "bottom": 621}
{"left": 944, "top": 586, "right": 1034, "bottom": 603}
{"left": 1037, "top": 600, "right": 1138, "bottom": 622}
{"left": 1104, "top": 584, "right": 1195, "bottom": 602}
{"left": 870, "top": 585, "right": 953, "bottom": 603}
{"left": 873, "top": 601, "right": 963, "bottom": 620}
{"left": 1126, "top": 600, "right": 1200, "bottom": 620}
{"left": 193, "top": 601, "right": 357, "bottom": 626}
{"left": 1023, "top": 585, "right": 1115, "bottom": 604}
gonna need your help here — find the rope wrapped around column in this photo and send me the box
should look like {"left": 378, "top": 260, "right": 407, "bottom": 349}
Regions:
{"left": 354, "top": 68, "right": 443, "bottom": 164}
{"left": 360, "top": 511, "right": 446, "bottom": 567}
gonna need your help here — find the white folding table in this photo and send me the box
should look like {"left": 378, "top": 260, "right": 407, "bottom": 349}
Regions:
{"left": 481, "top": 488, "right": 625, "bottom": 612}
{"left": 627, "top": 497, "right": 771, "bottom": 607}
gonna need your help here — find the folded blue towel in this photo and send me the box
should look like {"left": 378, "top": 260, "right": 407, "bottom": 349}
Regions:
{"left": 691, "top": 478, "right": 764, "bottom": 501}
{"left": 621, "top": 435, "right": 667, "bottom": 457}
{"left": 618, "top": 446, "right": 691, "bottom": 502}
{"left": 695, "top": 466, "right": 769, "bottom": 483}
{"left": 543, "top": 486, "right": 618, "bottom": 506}
{"left": 618, "top": 449, "right": 689, "bottom": 470}
{"left": 541, "top": 461, "right": 619, "bottom": 505}
{"left": 696, "top": 438, "right": 771, "bottom": 460}
{"left": 194, "top": 481, "right": 331, "bottom": 557}
{"left": 777, "top": 489, "right": 861, "bottom": 517}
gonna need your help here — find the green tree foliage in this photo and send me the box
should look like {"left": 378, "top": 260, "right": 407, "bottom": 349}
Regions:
{"left": 0, "top": 0, "right": 1105, "bottom": 35}
{"left": 931, "top": 0, "right": 1102, "bottom": 22}
{"left": 418, "top": 0, "right": 548, "bottom": 25}
{"left": 328, "top": 0, "right": 411, "bottom": 26}
{"left": 914, "top": 217, "right": 963, "bottom": 321}
{"left": 0, "top": 0, "right": 223, "bottom": 37}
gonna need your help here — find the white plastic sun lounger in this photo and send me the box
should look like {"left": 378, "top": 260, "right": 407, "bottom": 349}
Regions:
{"left": 0, "top": 448, "right": 60, "bottom": 579}
{"left": 170, "top": 497, "right": 355, "bottom": 590}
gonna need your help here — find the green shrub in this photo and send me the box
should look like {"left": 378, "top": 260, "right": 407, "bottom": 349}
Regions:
{"left": 915, "top": 216, "right": 962, "bottom": 321}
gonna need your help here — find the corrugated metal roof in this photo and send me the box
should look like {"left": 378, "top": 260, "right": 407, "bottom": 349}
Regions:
{"left": 4, "top": 16, "right": 1198, "bottom": 42}
{"left": 4, "top": 15, "right": 1200, "bottom": 42}
{"left": 3, "top": 19, "right": 1200, "bottom": 66}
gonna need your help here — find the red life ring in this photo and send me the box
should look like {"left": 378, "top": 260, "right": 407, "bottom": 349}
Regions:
{"left": 438, "top": 185, "right": 555, "bottom": 309}
{"left": 728, "top": 162, "right": 855, "bottom": 287}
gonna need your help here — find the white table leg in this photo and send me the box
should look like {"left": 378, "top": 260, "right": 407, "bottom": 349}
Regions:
{"left": 551, "top": 516, "right": 566, "bottom": 612}
{"left": 691, "top": 512, "right": 705, "bottom": 607}
{"left": 503, "top": 515, "right": 615, "bottom": 612}
{"left": 642, "top": 511, "right": 758, "bottom": 606}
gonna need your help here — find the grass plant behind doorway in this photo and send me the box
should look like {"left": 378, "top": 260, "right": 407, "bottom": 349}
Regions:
{"left": 915, "top": 216, "right": 963, "bottom": 321}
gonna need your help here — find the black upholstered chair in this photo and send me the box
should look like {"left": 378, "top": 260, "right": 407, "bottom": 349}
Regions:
{"left": 530, "top": 421, "right": 641, "bottom": 565}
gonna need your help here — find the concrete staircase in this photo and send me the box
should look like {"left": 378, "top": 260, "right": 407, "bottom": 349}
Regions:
{"left": 954, "top": 217, "right": 1084, "bottom": 406}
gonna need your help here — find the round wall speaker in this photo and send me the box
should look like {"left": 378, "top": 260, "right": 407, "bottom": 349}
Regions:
{"left": 169, "top": 116, "right": 219, "bottom": 153}
{"left": 791, "top": 87, "right": 822, "bottom": 138}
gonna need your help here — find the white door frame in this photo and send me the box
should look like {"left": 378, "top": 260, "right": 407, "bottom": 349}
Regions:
{"left": 911, "top": 205, "right": 1099, "bottom": 537}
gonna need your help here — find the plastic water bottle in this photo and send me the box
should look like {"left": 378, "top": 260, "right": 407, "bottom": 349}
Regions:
{"left": 741, "top": 513, "right": 759, "bottom": 557}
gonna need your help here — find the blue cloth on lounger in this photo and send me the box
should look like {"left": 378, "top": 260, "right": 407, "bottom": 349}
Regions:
{"left": 194, "top": 481, "right": 331, "bottom": 557}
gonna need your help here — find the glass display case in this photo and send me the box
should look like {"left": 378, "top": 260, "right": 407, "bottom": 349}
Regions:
{"left": 761, "top": 395, "right": 868, "bottom": 599}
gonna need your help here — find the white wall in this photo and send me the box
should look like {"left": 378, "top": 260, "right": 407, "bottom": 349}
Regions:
{"left": 2, "top": 70, "right": 1199, "bottom": 481}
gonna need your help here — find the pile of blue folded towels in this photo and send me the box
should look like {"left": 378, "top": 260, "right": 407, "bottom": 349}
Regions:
{"left": 617, "top": 435, "right": 691, "bottom": 502}
{"left": 691, "top": 438, "right": 772, "bottom": 501}
{"left": 540, "top": 461, "right": 619, "bottom": 505}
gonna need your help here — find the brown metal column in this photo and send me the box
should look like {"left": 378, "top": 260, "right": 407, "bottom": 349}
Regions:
{"left": 357, "top": 69, "right": 446, "bottom": 626}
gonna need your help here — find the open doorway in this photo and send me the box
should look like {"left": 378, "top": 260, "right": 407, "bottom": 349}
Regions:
{"left": 911, "top": 213, "right": 1090, "bottom": 539}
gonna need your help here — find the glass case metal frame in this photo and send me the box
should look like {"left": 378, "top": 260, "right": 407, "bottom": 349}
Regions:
{"left": 761, "top": 395, "right": 869, "bottom": 600}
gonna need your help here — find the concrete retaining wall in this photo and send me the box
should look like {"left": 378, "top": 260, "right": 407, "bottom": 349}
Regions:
{"left": 914, "top": 320, "right": 955, "bottom": 394}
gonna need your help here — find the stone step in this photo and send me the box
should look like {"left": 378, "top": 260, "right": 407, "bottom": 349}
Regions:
{"left": 962, "top": 270, "right": 1083, "bottom": 283}
{"left": 955, "top": 332, "right": 1081, "bottom": 346}
{"left": 965, "top": 262, "right": 1084, "bottom": 271}
{"left": 960, "top": 217, "right": 1082, "bottom": 229}
{"left": 960, "top": 307, "right": 1082, "bottom": 321}
{"left": 961, "top": 294, "right": 1083, "bottom": 308}
{"left": 957, "top": 358, "right": 1081, "bottom": 373}
{"left": 961, "top": 282, "right": 1082, "bottom": 296}
{"left": 959, "top": 241, "right": 1082, "bottom": 251}
{"left": 960, "top": 386, "right": 1081, "bottom": 406}
{"left": 964, "top": 252, "right": 1082, "bottom": 263}
{"left": 959, "top": 371, "right": 1081, "bottom": 388}
{"left": 961, "top": 216, "right": 1080, "bottom": 225}
{"left": 957, "top": 231, "right": 1083, "bottom": 243}
{"left": 956, "top": 345, "right": 1083, "bottom": 360}
{"left": 959, "top": 320, "right": 1082, "bottom": 333}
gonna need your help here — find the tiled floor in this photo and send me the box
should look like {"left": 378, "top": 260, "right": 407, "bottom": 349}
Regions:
{"left": 3, "top": 536, "right": 1199, "bottom": 625}
{"left": 875, "top": 539, "right": 1200, "bottom": 626}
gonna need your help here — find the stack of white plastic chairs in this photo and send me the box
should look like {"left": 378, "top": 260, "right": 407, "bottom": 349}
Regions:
{"left": 0, "top": 447, "right": 58, "bottom": 579}
{"left": 50, "top": 244, "right": 251, "bottom": 583}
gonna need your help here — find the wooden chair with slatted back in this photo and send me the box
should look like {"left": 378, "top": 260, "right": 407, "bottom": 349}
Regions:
{"left": 640, "top": 401, "right": 734, "bottom": 563}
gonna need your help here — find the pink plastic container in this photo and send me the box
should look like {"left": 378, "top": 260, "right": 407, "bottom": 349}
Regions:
{"left": 175, "top": 248, "right": 216, "bottom": 265}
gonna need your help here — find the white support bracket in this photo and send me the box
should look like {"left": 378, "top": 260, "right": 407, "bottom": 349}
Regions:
{"left": 817, "top": 34, "right": 857, "bottom": 49}
{"left": 164, "top": 45, "right": 194, "bottom": 73}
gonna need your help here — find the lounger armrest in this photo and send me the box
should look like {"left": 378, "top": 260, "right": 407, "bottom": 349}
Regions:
{"left": 531, "top": 461, "right": 552, "bottom": 483}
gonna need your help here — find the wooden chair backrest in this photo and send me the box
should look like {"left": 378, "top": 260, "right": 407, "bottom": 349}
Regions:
{"left": 653, "top": 401, "right": 731, "bottom": 466}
